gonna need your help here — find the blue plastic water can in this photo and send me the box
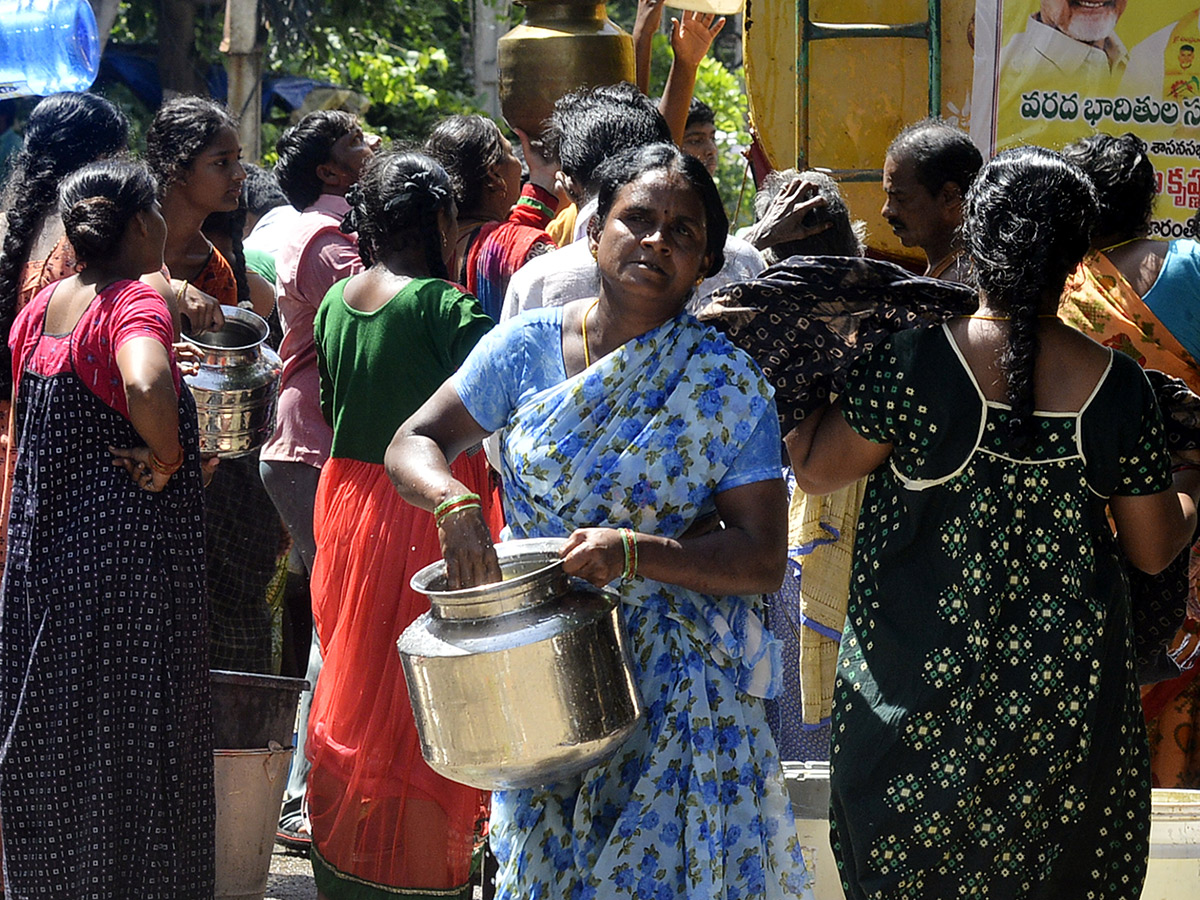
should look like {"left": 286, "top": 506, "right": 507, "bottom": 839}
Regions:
{"left": 0, "top": 0, "right": 101, "bottom": 98}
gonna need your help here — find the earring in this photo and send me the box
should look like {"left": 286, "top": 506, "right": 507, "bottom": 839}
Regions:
{"left": 590, "top": 245, "right": 598, "bottom": 260}
{"left": 694, "top": 274, "right": 704, "bottom": 286}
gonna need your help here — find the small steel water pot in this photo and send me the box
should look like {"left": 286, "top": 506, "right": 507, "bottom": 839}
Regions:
{"left": 398, "top": 538, "right": 644, "bottom": 790}
{"left": 182, "top": 306, "right": 282, "bottom": 458}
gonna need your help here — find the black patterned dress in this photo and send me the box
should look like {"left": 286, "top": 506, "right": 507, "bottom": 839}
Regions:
{"left": 0, "top": 285, "right": 213, "bottom": 897}
{"left": 831, "top": 324, "right": 1167, "bottom": 900}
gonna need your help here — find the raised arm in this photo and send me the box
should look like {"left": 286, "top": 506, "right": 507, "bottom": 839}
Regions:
{"left": 659, "top": 12, "right": 726, "bottom": 145}
{"left": 386, "top": 381, "right": 499, "bottom": 587}
{"left": 633, "top": 0, "right": 666, "bottom": 95}
{"left": 513, "top": 126, "right": 558, "bottom": 196}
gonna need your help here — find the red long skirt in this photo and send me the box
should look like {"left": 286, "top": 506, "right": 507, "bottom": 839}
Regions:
{"left": 307, "top": 452, "right": 498, "bottom": 893}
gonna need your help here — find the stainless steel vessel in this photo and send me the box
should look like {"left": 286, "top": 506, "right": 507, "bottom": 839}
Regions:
{"left": 182, "top": 306, "right": 282, "bottom": 458}
{"left": 398, "top": 538, "right": 644, "bottom": 789}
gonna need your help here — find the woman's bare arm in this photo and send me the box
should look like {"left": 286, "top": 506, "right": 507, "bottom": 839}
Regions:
{"left": 1110, "top": 467, "right": 1200, "bottom": 575}
{"left": 110, "top": 337, "right": 182, "bottom": 492}
{"left": 788, "top": 402, "right": 893, "bottom": 496}
{"left": 386, "top": 381, "right": 499, "bottom": 587}
{"left": 560, "top": 478, "right": 787, "bottom": 595}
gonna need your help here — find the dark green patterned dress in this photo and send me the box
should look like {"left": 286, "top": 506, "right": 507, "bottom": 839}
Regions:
{"left": 831, "top": 324, "right": 1169, "bottom": 900}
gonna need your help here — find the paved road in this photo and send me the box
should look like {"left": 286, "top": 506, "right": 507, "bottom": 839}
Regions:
{"left": 264, "top": 845, "right": 316, "bottom": 900}
{"left": 261, "top": 844, "right": 490, "bottom": 900}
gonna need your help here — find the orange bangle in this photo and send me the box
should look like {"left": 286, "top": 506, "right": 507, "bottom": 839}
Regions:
{"left": 149, "top": 446, "right": 184, "bottom": 476}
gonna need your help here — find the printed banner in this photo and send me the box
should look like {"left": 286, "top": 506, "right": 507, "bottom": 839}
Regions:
{"left": 972, "top": 1, "right": 1200, "bottom": 238}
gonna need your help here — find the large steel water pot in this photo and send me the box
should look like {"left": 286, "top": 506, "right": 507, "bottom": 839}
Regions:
{"left": 398, "top": 538, "right": 644, "bottom": 790}
{"left": 182, "top": 305, "right": 282, "bottom": 458}
{"left": 497, "top": 1, "right": 634, "bottom": 137}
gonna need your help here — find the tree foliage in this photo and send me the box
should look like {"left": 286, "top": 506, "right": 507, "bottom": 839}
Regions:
{"left": 99, "top": 0, "right": 756, "bottom": 226}
{"left": 265, "top": 13, "right": 484, "bottom": 146}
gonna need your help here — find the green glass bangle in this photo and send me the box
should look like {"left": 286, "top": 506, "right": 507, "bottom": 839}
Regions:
{"left": 435, "top": 502, "right": 481, "bottom": 527}
{"left": 619, "top": 527, "right": 638, "bottom": 581}
{"left": 434, "top": 492, "right": 481, "bottom": 517}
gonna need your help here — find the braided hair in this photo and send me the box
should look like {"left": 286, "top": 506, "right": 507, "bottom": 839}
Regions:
{"left": 962, "top": 147, "right": 1098, "bottom": 446}
{"left": 59, "top": 159, "right": 158, "bottom": 267}
{"left": 341, "top": 151, "right": 454, "bottom": 277}
{"left": 0, "top": 93, "right": 128, "bottom": 393}
{"left": 202, "top": 201, "right": 252, "bottom": 306}
{"left": 144, "top": 96, "right": 237, "bottom": 193}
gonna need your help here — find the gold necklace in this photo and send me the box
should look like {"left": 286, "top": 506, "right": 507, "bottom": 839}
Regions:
{"left": 581, "top": 297, "right": 601, "bottom": 368}
{"left": 1098, "top": 237, "right": 1141, "bottom": 254}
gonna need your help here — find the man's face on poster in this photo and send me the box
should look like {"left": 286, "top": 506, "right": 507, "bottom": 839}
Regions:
{"left": 1181, "top": 46, "right": 1195, "bottom": 69}
{"left": 1039, "top": 0, "right": 1128, "bottom": 45}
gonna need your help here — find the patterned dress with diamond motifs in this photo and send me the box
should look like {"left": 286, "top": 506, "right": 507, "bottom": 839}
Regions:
{"left": 830, "top": 324, "right": 1169, "bottom": 900}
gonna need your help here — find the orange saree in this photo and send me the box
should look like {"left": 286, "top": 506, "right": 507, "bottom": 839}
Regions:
{"left": 1061, "top": 249, "right": 1200, "bottom": 788}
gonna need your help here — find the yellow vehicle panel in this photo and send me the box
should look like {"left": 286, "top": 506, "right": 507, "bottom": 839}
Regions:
{"left": 744, "top": 0, "right": 976, "bottom": 261}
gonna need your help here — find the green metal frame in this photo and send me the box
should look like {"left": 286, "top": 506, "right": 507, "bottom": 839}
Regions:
{"left": 795, "top": 0, "right": 943, "bottom": 180}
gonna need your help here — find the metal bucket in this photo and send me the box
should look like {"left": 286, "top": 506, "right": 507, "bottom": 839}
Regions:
{"left": 398, "top": 538, "right": 643, "bottom": 789}
{"left": 782, "top": 761, "right": 841, "bottom": 900}
{"left": 210, "top": 670, "right": 309, "bottom": 750}
{"left": 1142, "top": 788, "right": 1200, "bottom": 899}
{"left": 183, "top": 306, "right": 282, "bottom": 458}
{"left": 214, "top": 745, "right": 293, "bottom": 900}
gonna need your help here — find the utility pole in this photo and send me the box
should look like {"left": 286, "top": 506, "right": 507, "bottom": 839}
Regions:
{"left": 222, "top": 0, "right": 262, "bottom": 162}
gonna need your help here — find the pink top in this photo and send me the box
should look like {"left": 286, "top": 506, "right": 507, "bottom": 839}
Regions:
{"left": 10, "top": 279, "right": 179, "bottom": 420}
{"left": 260, "top": 193, "right": 362, "bottom": 467}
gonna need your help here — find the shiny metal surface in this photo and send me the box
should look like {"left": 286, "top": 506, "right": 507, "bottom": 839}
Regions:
{"left": 183, "top": 306, "right": 282, "bottom": 458}
{"left": 399, "top": 538, "right": 644, "bottom": 789}
{"left": 497, "top": 1, "right": 634, "bottom": 137}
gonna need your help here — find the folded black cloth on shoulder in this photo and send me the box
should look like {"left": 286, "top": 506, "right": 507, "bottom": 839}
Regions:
{"left": 697, "top": 255, "right": 977, "bottom": 433}
{"left": 1144, "top": 368, "right": 1200, "bottom": 451}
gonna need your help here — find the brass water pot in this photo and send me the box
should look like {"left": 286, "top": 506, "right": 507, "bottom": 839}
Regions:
{"left": 497, "top": 1, "right": 635, "bottom": 137}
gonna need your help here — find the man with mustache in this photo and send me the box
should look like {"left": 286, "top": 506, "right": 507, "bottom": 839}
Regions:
{"left": 881, "top": 119, "right": 982, "bottom": 283}
{"left": 1001, "top": 0, "right": 1130, "bottom": 95}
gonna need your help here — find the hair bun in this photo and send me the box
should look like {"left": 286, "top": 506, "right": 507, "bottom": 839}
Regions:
{"left": 381, "top": 170, "right": 450, "bottom": 218}
{"left": 63, "top": 194, "right": 118, "bottom": 222}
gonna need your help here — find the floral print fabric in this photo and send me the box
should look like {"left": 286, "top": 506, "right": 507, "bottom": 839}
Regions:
{"left": 453, "top": 308, "right": 813, "bottom": 899}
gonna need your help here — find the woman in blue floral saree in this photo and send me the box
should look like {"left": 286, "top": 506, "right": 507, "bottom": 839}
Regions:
{"left": 388, "top": 144, "right": 813, "bottom": 900}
